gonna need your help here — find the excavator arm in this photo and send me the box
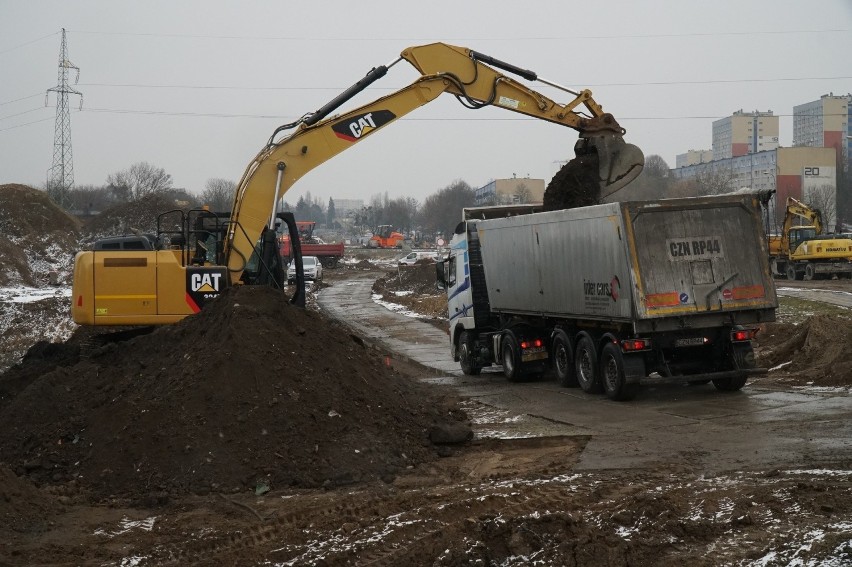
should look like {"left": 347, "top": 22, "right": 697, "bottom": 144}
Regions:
{"left": 224, "top": 42, "right": 644, "bottom": 283}
{"left": 780, "top": 196, "right": 823, "bottom": 253}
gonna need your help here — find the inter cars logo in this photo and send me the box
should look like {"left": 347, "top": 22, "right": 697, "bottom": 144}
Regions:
{"left": 332, "top": 110, "right": 396, "bottom": 142}
{"left": 583, "top": 276, "right": 620, "bottom": 302}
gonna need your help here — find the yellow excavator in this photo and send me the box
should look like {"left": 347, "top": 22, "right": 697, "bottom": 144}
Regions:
{"left": 71, "top": 42, "right": 645, "bottom": 326}
{"left": 768, "top": 196, "right": 852, "bottom": 280}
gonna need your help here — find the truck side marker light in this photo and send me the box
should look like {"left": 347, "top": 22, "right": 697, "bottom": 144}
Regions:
{"left": 621, "top": 339, "right": 650, "bottom": 351}
{"left": 731, "top": 329, "right": 757, "bottom": 342}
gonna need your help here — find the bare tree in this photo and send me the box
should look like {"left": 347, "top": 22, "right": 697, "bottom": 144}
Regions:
{"left": 643, "top": 154, "right": 671, "bottom": 179}
{"left": 694, "top": 166, "right": 735, "bottom": 195}
{"left": 805, "top": 184, "right": 837, "bottom": 231}
{"left": 514, "top": 182, "right": 532, "bottom": 204}
{"left": 417, "top": 179, "right": 475, "bottom": 240}
{"left": 201, "top": 178, "right": 235, "bottom": 212}
{"left": 106, "top": 162, "right": 173, "bottom": 201}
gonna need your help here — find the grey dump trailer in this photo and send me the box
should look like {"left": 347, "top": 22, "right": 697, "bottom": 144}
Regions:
{"left": 437, "top": 194, "right": 778, "bottom": 401}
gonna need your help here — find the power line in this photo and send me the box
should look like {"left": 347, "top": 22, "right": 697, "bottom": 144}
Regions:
{"left": 0, "top": 115, "right": 53, "bottom": 132}
{"left": 0, "top": 93, "right": 43, "bottom": 106}
{"left": 66, "top": 28, "right": 850, "bottom": 41}
{"left": 0, "top": 106, "right": 45, "bottom": 122}
{"left": 74, "top": 75, "right": 852, "bottom": 92}
{"left": 0, "top": 31, "right": 58, "bottom": 56}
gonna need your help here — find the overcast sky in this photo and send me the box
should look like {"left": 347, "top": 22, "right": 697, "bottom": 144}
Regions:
{"left": 1, "top": 0, "right": 850, "bottom": 206}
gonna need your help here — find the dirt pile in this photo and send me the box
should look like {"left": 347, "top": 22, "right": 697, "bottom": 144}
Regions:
{"left": 542, "top": 153, "right": 602, "bottom": 211}
{"left": 0, "top": 184, "right": 80, "bottom": 287}
{"left": 0, "top": 286, "right": 469, "bottom": 503}
{"left": 756, "top": 315, "right": 852, "bottom": 386}
{"left": 80, "top": 192, "right": 185, "bottom": 243}
{"left": 373, "top": 261, "right": 448, "bottom": 320}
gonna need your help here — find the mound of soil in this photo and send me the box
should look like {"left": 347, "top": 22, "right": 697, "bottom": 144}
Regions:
{"left": 0, "top": 465, "right": 59, "bottom": 535}
{"left": 81, "top": 193, "right": 185, "bottom": 240}
{"left": 0, "top": 184, "right": 80, "bottom": 286}
{"left": 0, "top": 184, "right": 80, "bottom": 240}
{"left": 0, "top": 286, "right": 469, "bottom": 503}
{"left": 543, "top": 153, "right": 602, "bottom": 211}
{"left": 756, "top": 315, "right": 852, "bottom": 386}
{"left": 373, "top": 262, "right": 448, "bottom": 320}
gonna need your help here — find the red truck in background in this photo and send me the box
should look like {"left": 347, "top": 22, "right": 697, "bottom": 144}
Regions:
{"left": 278, "top": 221, "right": 344, "bottom": 268}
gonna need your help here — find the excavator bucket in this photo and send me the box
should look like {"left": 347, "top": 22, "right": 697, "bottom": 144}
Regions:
{"left": 578, "top": 133, "right": 645, "bottom": 200}
{"left": 542, "top": 133, "right": 645, "bottom": 212}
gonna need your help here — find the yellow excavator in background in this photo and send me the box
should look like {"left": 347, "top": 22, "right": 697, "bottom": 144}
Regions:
{"left": 768, "top": 196, "right": 852, "bottom": 280}
{"left": 71, "top": 42, "right": 645, "bottom": 326}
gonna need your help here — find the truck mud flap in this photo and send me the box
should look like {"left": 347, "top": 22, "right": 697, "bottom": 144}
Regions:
{"left": 641, "top": 368, "right": 767, "bottom": 386}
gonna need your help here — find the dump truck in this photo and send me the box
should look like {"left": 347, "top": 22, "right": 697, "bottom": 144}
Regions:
{"left": 278, "top": 221, "right": 345, "bottom": 268}
{"left": 437, "top": 193, "right": 778, "bottom": 401}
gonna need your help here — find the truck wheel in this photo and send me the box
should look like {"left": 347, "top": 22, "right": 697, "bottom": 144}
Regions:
{"left": 502, "top": 334, "right": 524, "bottom": 382}
{"left": 804, "top": 264, "right": 815, "bottom": 281}
{"left": 574, "top": 335, "right": 602, "bottom": 394}
{"left": 552, "top": 332, "right": 578, "bottom": 387}
{"left": 714, "top": 344, "right": 753, "bottom": 391}
{"left": 786, "top": 265, "right": 802, "bottom": 281}
{"left": 600, "top": 343, "right": 638, "bottom": 401}
{"left": 459, "top": 331, "right": 482, "bottom": 376}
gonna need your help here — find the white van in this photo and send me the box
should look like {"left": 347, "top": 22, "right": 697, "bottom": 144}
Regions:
{"left": 398, "top": 251, "right": 438, "bottom": 266}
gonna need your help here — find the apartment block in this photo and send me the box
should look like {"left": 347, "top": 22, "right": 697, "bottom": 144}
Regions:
{"left": 475, "top": 177, "right": 545, "bottom": 206}
{"left": 793, "top": 93, "right": 851, "bottom": 171}
{"left": 676, "top": 149, "right": 713, "bottom": 168}
{"left": 712, "top": 110, "right": 779, "bottom": 160}
{"left": 672, "top": 147, "right": 836, "bottom": 228}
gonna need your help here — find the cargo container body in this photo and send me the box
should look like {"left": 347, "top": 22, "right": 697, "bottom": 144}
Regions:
{"left": 437, "top": 195, "right": 778, "bottom": 400}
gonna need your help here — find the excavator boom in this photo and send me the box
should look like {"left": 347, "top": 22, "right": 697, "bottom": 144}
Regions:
{"left": 226, "top": 42, "right": 643, "bottom": 281}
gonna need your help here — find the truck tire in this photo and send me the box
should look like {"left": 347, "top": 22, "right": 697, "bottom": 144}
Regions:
{"left": 600, "top": 343, "right": 638, "bottom": 401}
{"left": 321, "top": 257, "right": 338, "bottom": 269}
{"left": 502, "top": 334, "right": 524, "bottom": 382}
{"left": 713, "top": 374, "right": 748, "bottom": 391}
{"left": 458, "top": 331, "right": 482, "bottom": 376}
{"left": 713, "top": 344, "right": 753, "bottom": 392}
{"left": 552, "top": 331, "right": 578, "bottom": 387}
{"left": 574, "top": 335, "right": 602, "bottom": 394}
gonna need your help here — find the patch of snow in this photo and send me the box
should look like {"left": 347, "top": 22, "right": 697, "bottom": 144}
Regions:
{"left": 0, "top": 285, "right": 71, "bottom": 304}
{"left": 94, "top": 516, "right": 157, "bottom": 538}
{"left": 371, "top": 294, "right": 430, "bottom": 320}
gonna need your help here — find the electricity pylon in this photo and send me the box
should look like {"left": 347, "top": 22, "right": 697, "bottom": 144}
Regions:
{"left": 45, "top": 28, "right": 83, "bottom": 208}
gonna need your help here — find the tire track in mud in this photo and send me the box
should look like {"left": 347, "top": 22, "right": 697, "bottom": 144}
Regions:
{"left": 144, "top": 469, "right": 852, "bottom": 566}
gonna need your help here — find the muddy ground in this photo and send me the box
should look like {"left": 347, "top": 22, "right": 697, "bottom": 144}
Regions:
{"left": 2, "top": 266, "right": 852, "bottom": 565}
{"left": 2, "top": 182, "right": 852, "bottom": 565}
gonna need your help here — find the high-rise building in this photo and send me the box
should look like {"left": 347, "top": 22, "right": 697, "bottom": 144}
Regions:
{"left": 793, "top": 93, "right": 851, "bottom": 172}
{"left": 712, "top": 110, "right": 779, "bottom": 161}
